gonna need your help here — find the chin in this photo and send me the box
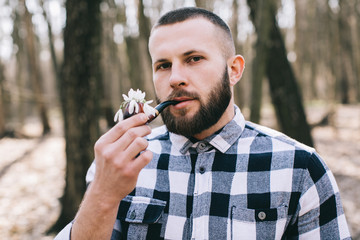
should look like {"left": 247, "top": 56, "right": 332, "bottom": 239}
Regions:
{"left": 172, "top": 107, "right": 197, "bottom": 118}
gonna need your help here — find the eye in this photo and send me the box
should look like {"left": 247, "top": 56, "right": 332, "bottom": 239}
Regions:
{"left": 188, "top": 56, "right": 204, "bottom": 63}
{"left": 156, "top": 62, "right": 172, "bottom": 71}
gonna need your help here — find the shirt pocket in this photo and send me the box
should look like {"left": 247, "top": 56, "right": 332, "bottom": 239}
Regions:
{"left": 114, "top": 196, "right": 167, "bottom": 240}
{"left": 117, "top": 195, "right": 167, "bottom": 224}
{"left": 230, "top": 204, "right": 288, "bottom": 240}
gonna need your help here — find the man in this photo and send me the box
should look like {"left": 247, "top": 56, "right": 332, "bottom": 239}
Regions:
{"left": 56, "top": 7, "right": 351, "bottom": 240}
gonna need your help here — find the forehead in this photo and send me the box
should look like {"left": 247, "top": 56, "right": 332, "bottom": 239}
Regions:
{"left": 149, "top": 18, "right": 223, "bottom": 60}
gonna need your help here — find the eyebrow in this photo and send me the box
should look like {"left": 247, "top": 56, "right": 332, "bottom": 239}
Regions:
{"left": 153, "top": 49, "right": 204, "bottom": 66}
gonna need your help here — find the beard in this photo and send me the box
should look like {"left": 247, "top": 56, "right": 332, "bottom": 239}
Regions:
{"left": 159, "top": 66, "right": 232, "bottom": 137}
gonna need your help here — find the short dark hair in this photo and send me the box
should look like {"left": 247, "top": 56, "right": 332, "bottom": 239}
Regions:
{"left": 154, "top": 7, "right": 233, "bottom": 40}
{"left": 152, "top": 7, "right": 235, "bottom": 58}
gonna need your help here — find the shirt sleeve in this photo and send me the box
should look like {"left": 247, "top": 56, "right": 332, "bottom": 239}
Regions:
{"left": 53, "top": 162, "right": 96, "bottom": 240}
{"left": 297, "top": 152, "right": 351, "bottom": 239}
{"left": 54, "top": 222, "right": 73, "bottom": 240}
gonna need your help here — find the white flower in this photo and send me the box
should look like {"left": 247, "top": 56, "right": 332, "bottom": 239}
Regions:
{"left": 114, "top": 108, "right": 123, "bottom": 122}
{"left": 143, "top": 100, "right": 156, "bottom": 117}
{"left": 114, "top": 88, "right": 154, "bottom": 122}
{"left": 128, "top": 99, "right": 138, "bottom": 114}
{"left": 124, "top": 88, "right": 146, "bottom": 102}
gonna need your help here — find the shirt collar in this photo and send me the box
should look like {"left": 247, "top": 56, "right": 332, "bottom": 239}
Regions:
{"left": 169, "top": 105, "right": 246, "bottom": 154}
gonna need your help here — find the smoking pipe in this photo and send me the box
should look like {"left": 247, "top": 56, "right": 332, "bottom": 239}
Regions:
{"left": 147, "top": 100, "right": 181, "bottom": 123}
{"left": 122, "top": 100, "right": 181, "bottom": 123}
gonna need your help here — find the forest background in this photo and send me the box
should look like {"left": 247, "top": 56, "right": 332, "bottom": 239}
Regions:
{"left": 0, "top": 0, "right": 359, "bottom": 239}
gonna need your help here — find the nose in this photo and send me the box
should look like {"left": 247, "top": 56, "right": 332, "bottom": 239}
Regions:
{"left": 169, "top": 62, "right": 188, "bottom": 88}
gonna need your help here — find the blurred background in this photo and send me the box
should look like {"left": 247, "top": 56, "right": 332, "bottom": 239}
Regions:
{"left": 0, "top": 0, "right": 359, "bottom": 239}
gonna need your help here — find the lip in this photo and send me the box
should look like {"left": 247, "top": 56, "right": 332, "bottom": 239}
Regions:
{"left": 172, "top": 97, "right": 194, "bottom": 102}
{"left": 171, "top": 97, "right": 195, "bottom": 109}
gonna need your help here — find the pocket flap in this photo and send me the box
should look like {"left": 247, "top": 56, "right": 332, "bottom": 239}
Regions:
{"left": 232, "top": 204, "right": 288, "bottom": 222}
{"left": 117, "top": 196, "right": 167, "bottom": 224}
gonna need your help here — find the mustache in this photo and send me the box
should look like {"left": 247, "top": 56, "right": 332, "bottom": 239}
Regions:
{"left": 156, "top": 89, "right": 201, "bottom": 104}
{"left": 166, "top": 89, "right": 201, "bottom": 101}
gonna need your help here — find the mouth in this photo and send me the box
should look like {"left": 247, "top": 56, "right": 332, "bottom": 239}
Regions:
{"left": 172, "top": 97, "right": 194, "bottom": 102}
{"left": 170, "top": 97, "right": 195, "bottom": 109}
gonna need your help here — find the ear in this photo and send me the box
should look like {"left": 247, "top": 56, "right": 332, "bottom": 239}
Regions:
{"left": 227, "top": 55, "right": 245, "bottom": 86}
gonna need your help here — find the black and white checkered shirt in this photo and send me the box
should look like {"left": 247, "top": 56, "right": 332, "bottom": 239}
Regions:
{"left": 56, "top": 106, "right": 351, "bottom": 239}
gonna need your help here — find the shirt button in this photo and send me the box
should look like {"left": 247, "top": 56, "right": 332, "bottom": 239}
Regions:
{"left": 197, "top": 142, "right": 207, "bottom": 151}
{"left": 129, "top": 210, "right": 136, "bottom": 220}
{"left": 199, "top": 167, "right": 206, "bottom": 174}
{"left": 258, "top": 211, "right": 266, "bottom": 220}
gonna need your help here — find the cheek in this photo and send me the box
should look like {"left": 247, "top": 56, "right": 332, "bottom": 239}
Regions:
{"left": 153, "top": 78, "right": 169, "bottom": 100}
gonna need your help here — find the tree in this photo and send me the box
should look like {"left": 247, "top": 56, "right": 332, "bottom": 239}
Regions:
{"left": 12, "top": 5, "right": 26, "bottom": 129}
{"left": 230, "top": 0, "right": 247, "bottom": 109}
{"left": 249, "top": 0, "right": 272, "bottom": 123}
{"left": 22, "top": 0, "right": 51, "bottom": 135}
{"left": 247, "top": 0, "right": 314, "bottom": 146}
{"left": 49, "top": 0, "right": 103, "bottom": 232}
{"left": 195, "top": 0, "right": 214, "bottom": 11}
{"left": 0, "top": 61, "right": 6, "bottom": 136}
{"left": 39, "top": 0, "right": 61, "bottom": 87}
{"left": 124, "top": 0, "right": 155, "bottom": 102}
{"left": 338, "top": 0, "right": 358, "bottom": 103}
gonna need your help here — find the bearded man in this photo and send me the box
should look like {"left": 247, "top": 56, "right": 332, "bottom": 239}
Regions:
{"left": 56, "top": 7, "right": 350, "bottom": 240}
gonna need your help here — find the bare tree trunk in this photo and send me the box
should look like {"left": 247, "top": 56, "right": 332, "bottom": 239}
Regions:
{"left": 0, "top": 62, "right": 6, "bottom": 137}
{"left": 100, "top": 0, "right": 131, "bottom": 128}
{"left": 12, "top": 7, "right": 26, "bottom": 128}
{"left": 22, "top": 0, "right": 51, "bottom": 135}
{"left": 49, "top": 0, "right": 102, "bottom": 233}
{"left": 230, "top": 0, "right": 247, "bottom": 109}
{"left": 294, "top": 0, "right": 318, "bottom": 101}
{"left": 137, "top": 0, "right": 155, "bottom": 101}
{"left": 348, "top": 0, "right": 360, "bottom": 101}
{"left": 40, "top": 0, "right": 61, "bottom": 86}
{"left": 338, "top": 0, "right": 353, "bottom": 104}
{"left": 327, "top": 3, "right": 342, "bottom": 102}
{"left": 101, "top": 1, "right": 119, "bottom": 127}
{"left": 195, "top": 0, "right": 214, "bottom": 11}
{"left": 124, "top": 0, "right": 155, "bottom": 101}
{"left": 247, "top": 0, "right": 314, "bottom": 146}
{"left": 249, "top": 0, "right": 273, "bottom": 123}
{"left": 125, "top": 36, "right": 143, "bottom": 87}
{"left": 356, "top": 0, "right": 360, "bottom": 102}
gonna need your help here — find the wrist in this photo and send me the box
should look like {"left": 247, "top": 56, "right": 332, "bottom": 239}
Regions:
{"left": 85, "top": 182, "right": 122, "bottom": 212}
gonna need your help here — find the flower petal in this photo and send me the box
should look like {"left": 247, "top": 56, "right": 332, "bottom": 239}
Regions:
{"left": 129, "top": 100, "right": 136, "bottom": 114}
{"left": 134, "top": 101, "right": 139, "bottom": 113}
{"left": 143, "top": 103, "right": 156, "bottom": 117}
{"left": 114, "top": 109, "right": 123, "bottom": 122}
{"left": 122, "top": 94, "right": 130, "bottom": 102}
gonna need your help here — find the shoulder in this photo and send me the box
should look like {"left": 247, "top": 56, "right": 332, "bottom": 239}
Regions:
{"left": 244, "top": 121, "right": 315, "bottom": 153}
{"left": 243, "top": 121, "right": 334, "bottom": 192}
{"left": 243, "top": 121, "right": 326, "bottom": 172}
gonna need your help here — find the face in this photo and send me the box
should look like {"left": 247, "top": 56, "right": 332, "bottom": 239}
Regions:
{"left": 149, "top": 18, "right": 233, "bottom": 136}
{"left": 160, "top": 65, "right": 231, "bottom": 136}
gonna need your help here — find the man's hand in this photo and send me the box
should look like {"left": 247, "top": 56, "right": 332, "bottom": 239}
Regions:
{"left": 71, "top": 113, "right": 152, "bottom": 240}
{"left": 92, "top": 112, "right": 153, "bottom": 203}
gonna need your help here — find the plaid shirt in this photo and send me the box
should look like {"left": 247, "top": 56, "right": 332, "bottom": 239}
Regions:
{"left": 55, "top": 106, "right": 351, "bottom": 240}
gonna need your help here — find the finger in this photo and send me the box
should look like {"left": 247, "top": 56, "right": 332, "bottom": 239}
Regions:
{"left": 112, "top": 125, "right": 151, "bottom": 151}
{"left": 123, "top": 137, "right": 150, "bottom": 160}
{"left": 98, "top": 113, "right": 148, "bottom": 144}
{"left": 130, "top": 150, "right": 153, "bottom": 173}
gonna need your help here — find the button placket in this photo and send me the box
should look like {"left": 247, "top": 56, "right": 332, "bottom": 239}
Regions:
{"left": 192, "top": 152, "right": 212, "bottom": 240}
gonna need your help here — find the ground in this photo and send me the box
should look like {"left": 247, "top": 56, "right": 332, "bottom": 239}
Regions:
{"left": 0, "top": 104, "right": 359, "bottom": 239}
